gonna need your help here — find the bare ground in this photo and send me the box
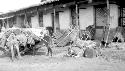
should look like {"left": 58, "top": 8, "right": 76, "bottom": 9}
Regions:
{"left": 0, "top": 47, "right": 125, "bottom": 71}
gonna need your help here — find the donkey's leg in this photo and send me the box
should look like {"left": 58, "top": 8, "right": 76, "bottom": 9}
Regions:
{"left": 48, "top": 38, "right": 53, "bottom": 56}
{"left": 10, "top": 45, "right": 14, "bottom": 61}
{"left": 32, "top": 45, "right": 36, "bottom": 56}
{"left": 49, "top": 47, "right": 52, "bottom": 56}
{"left": 46, "top": 46, "right": 49, "bottom": 56}
{"left": 46, "top": 46, "right": 52, "bottom": 56}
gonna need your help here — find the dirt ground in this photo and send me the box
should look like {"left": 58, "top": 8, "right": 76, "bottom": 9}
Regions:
{"left": 0, "top": 47, "right": 125, "bottom": 71}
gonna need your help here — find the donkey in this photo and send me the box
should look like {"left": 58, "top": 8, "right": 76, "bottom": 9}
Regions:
{"left": 22, "top": 27, "right": 54, "bottom": 56}
{"left": 33, "top": 27, "right": 54, "bottom": 56}
{"left": 32, "top": 35, "right": 53, "bottom": 56}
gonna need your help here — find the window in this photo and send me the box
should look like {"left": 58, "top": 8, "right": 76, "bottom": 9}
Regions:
{"left": 119, "top": 7, "right": 125, "bottom": 27}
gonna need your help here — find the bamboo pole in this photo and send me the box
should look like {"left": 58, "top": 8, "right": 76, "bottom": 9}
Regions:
{"left": 104, "top": 0, "right": 110, "bottom": 48}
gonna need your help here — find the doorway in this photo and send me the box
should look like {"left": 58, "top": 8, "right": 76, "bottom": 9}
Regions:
{"left": 95, "top": 4, "right": 108, "bottom": 40}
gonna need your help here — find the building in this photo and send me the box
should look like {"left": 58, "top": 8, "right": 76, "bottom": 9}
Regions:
{"left": 0, "top": 0, "right": 124, "bottom": 41}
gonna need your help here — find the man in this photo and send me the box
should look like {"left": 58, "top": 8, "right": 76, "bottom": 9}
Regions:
{"left": 6, "top": 33, "right": 21, "bottom": 61}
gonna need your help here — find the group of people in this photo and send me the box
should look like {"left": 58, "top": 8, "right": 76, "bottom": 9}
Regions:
{"left": 0, "top": 24, "right": 54, "bottom": 61}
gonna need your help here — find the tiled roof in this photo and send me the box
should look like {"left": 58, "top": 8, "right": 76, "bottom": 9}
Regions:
{"left": 10, "top": 0, "right": 59, "bottom": 13}
{"left": 22, "top": 0, "right": 59, "bottom": 9}
{"left": 0, "top": 0, "right": 59, "bottom": 19}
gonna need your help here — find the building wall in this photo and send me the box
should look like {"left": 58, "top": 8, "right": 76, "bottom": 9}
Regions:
{"left": 79, "top": 6, "right": 94, "bottom": 30}
{"left": 43, "top": 13, "right": 52, "bottom": 27}
{"left": 31, "top": 14, "right": 39, "bottom": 28}
{"left": 109, "top": 4, "right": 118, "bottom": 28}
{"left": 8, "top": 18, "right": 14, "bottom": 28}
{"left": 16, "top": 16, "right": 24, "bottom": 28}
{"left": 59, "top": 8, "right": 71, "bottom": 29}
{"left": 4, "top": 19, "right": 9, "bottom": 28}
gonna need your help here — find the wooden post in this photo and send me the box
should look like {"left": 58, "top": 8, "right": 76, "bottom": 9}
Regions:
{"left": 24, "top": 13, "right": 27, "bottom": 26}
{"left": 75, "top": 1, "right": 80, "bottom": 38}
{"left": 54, "top": 8, "right": 56, "bottom": 32}
{"left": 2, "top": 19, "right": 5, "bottom": 27}
{"left": 7, "top": 18, "right": 9, "bottom": 28}
{"left": 36, "top": 8, "right": 40, "bottom": 27}
{"left": 24, "top": 12, "right": 30, "bottom": 28}
{"left": 75, "top": 2, "right": 79, "bottom": 29}
{"left": 104, "top": 0, "right": 110, "bottom": 48}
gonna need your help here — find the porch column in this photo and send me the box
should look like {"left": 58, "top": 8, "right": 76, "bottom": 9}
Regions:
{"left": 2, "top": 19, "right": 5, "bottom": 27}
{"left": 24, "top": 13, "right": 27, "bottom": 27}
{"left": 24, "top": 13, "right": 30, "bottom": 28}
{"left": 37, "top": 8, "right": 40, "bottom": 27}
{"left": 104, "top": 0, "right": 111, "bottom": 47}
{"left": 54, "top": 8, "right": 56, "bottom": 32}
{"left": 75, "top": 1, "right": 80, "bottom": 38}
{"left": 7, "top": 18, "right": 9, "bottom": 28}
{"left": 75, "top": 2, "right": 79, "bottom": 29}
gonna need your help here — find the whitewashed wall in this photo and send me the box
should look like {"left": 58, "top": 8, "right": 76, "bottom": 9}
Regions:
{"left": 16, "top": 16, "right": 24, "bottom": 28}
{"left": 79, "top": 6, "right": 94, "bottom": 30}
{"left": 6, "top": 21, "right": 9, "bottom": 28}
{"left": 31, "top": 15, "right": 39, "bottom": 28}
{"left": 59, "top": 8, "right": 71, "bottom": 29}
{"left": 43, "top": 13, "right": 52, "bottom": 27}
{"left": 109, "top": 4, "right": 118, "bottom": 28}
